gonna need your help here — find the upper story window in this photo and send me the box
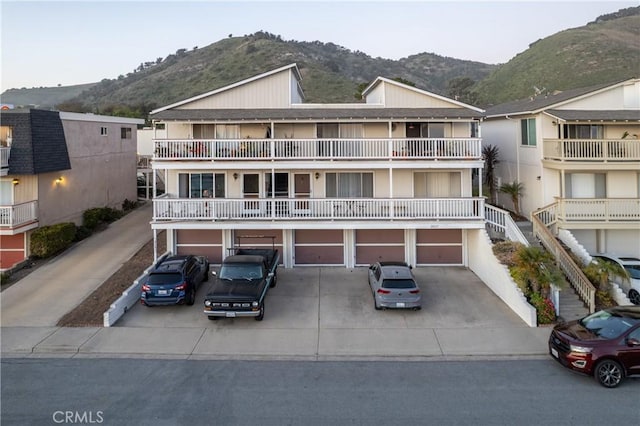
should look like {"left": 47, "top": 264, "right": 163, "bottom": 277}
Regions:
{"left": 178, "top": 173, "right": 225, "bottom": 198}
{"left": 317, "top": 123, "right": 363, "bottom": 138}
{"left": 326, "top": 172, "right": 373, "bottom": 198}
{"left": 564, "top": 124, "right": 603, "bottom": 139}
{"left": 121, "top": 127, "right": 132, "bottom": 139}
{"left": 520, "top": 118, "right": 536, "bottom": 146}
{"left": 0, "top": 126, "right": 12, "bottom": 147}
{"left": 193, "top": 124, "right": 215, "bottom": 139}
{"left": 470, "top": 122, "right": 479, "bottom": 138}
{"left": 154, "top": 123, "right": 165, "bottom": 130}
{"left": 100, "top": 126, "right": 108, "bottom": 136}
{"left": 215, "top": 124, "right": 239, "bottom": 139}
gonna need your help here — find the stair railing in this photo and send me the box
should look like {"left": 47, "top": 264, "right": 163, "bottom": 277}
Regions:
{"left": 484, "top": 204, "right": 529, "bottom": 246}
{"left": 532, "top": 203, "right": 596, "bottom": 313}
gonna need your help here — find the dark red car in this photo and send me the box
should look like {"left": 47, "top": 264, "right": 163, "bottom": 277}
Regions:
{"left": 548, "top": 306, "right": 640, "bottom": 388}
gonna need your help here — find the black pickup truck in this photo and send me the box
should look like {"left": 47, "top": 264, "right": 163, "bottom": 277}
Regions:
{"left": 204, "top": 244, "right": 279, "bottom": 321}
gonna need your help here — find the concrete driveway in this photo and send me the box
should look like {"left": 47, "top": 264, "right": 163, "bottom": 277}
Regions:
{"left": 118, "top": 266, "right": 524, "bottom": 329}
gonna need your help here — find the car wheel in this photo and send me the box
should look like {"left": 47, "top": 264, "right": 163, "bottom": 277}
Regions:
{"left": 595, "top": 359, "right": 624, "bottom": 388}
{"left": 629, "top": 289, "right": 640, "bottom": 305}
{"left": 186, "top": 287, "right": 196, "bottom": 306}
{"left": 255, "top": 303, "right": 265, "bottom": 321}
{"left": 203, "top": 266, "right": 209, "bottom": 282}
{"left": 207, "top": 316, "right": 218, "bottom": 321}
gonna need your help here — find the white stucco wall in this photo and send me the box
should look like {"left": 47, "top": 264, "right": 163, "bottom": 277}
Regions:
{"left": 467, "top": 229, "right": 537, "bottom": 326}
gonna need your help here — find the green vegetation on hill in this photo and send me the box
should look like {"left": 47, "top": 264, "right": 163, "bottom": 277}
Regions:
{"left": 0, "top": 83, "right": 97, "bottom": 109}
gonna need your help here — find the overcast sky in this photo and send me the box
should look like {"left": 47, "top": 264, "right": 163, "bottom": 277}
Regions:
{"left": 0, "top": 0, "right": 636, "bottom": 92}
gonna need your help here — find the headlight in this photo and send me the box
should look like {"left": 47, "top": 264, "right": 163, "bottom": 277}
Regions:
{"left": 204, "top": 300, "right": 211, "bottom": 307}
{"left": 570, "top": 344, "right": 592, "bottom": 354}
{"left": 252, "top": 301, "right": 259, "bottom": 307}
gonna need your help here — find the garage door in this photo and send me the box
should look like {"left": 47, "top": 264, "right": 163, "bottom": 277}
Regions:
{"left": 355, "top": 229, "right": 405, "bottom": 265}
{"left": 294, "top": 229, "right": 344, "bottom": 265}
{"left": 233, "top": 229, "right": 283, "bottom": 264}
{"left": 0, "top": 233, "right": 26, "bottom": 270}
{"left": 176, "top": 230, "right": 223, "bottom": 264}
{"left": 416, "top": 229, "right": 462, "bottom": 265}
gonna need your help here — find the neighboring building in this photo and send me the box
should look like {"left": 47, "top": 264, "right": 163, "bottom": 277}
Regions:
{"left": 483, "top": 78, "right": 640, "bottom": 257}
{"left": 0, "top": 109, "right": 144, "bottom": 270}
{"left": 148, "top": 64, "right": 487, "bottom": 268}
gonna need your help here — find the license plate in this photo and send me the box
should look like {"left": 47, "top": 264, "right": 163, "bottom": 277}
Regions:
{"left": 158, "top": 289, "right": 169, "bottom": 296}
{"left": 226, "top": 312, "right": 236, "bottom": 318}
{"left": 551, "top": 348, "right": 558, "bottom": 358}
{"left": 396, "top": 302, "right": 405, "bottom": 308}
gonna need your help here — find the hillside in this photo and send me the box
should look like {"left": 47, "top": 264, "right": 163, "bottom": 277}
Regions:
{"left": 0, "top": 83, "right": 97, "bottom": 109}
{"left": 474, "top": 8, "right": 640, "bottom": 105}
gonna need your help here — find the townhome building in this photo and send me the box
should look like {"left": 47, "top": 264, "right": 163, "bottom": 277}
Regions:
{"left": 0, "top": 109, "right": 144, "bottom": 271}
{"left": 148, "top": 64, "right": 488, "bottom": 268}
{"left": 483, "top": 78, "right": 640, "bottom": 258}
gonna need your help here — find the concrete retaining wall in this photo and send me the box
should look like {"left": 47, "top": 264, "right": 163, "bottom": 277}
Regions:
{"left": 103, "top": 252, "right": 171, "bottom": 327}
{"left": 468, "top": 229, "right": 537, "bottom": 327}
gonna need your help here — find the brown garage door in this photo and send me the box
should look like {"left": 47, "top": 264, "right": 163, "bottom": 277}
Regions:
{"left": 355, "top": 229, "right": 405, "bottom": 265}
{"left": 176, "top": 229, "right": 223, "bottom": 263}
{"left": 294, "top": 229, "right": 344, "bottom": 265}
{"left": 416, "top": 229, "right": 462, "bottom": 265}
{"left": 233, "top": 229, "right": 283, "bottom": 264}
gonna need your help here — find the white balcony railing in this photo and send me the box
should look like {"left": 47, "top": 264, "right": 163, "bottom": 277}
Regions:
{"left": 1, "top": 147, "right": 10, "bottom": 169}
{"left": 484, "top": 204, "right": 529, "bottom": 245}
{"left": 557, "top": 198, "right": 640, "bottom": 223}
{"left": 543, "top": 139, "right": 640, "bottom": 162}
{"left": 152, "top": 138, "right": 481, "bottom": 161}
{"left": 0, "top": 201, "right": 38, "bottom": 227}
{"left": 153, "top": 196, "right": 484, "bottom": 221}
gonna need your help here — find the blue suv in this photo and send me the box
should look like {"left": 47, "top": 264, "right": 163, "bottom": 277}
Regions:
{"left": 141, "top": 255, "right": 209, "bottom": 306}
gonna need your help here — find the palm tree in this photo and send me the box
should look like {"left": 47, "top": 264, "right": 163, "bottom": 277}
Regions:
{"left": 584, "top": 258, "right": 629, "bottom": 292}
{"left": 500, "top": 181, "right": 525, "bottom": 217}
{"left": 482, "top": 145, "right": 500, "bottom": 204}
{"left": 512, "top": 246, "right": 564, "bottom": 297}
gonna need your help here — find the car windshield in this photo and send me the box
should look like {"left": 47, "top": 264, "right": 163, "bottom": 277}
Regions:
{"left": 382, "top": 279, "right": 416, "bottom": 289}
{"left": 623, "top": 265, "right": 640, "bottom": 280}
{"left": 147, "top": 273, "right": 182, "bottom": 285}
{"left": 580, "top": 310, "right": 636, "bottom": 339}
{"left": 219, "top": 264, "right": 263, "bottom": 280}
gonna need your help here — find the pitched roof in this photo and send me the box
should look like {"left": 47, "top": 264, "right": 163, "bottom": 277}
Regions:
{"left": 150, "top": 64, "right": 302, "bottom": 115}
{"left": 362, "top": 77, "right": 485, "bottom": 113}
{"left": 484, "top": 79, "right": 635, "bottom": 118}
{"left": 151, "top": 107, "right": 483, "bottom": 121}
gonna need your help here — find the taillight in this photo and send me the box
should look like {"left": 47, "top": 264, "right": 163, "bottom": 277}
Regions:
{"left": 409, "top": 289, "right": 420, "bottom": 294}
{"left": 175, "top": 282, "right": 187, "bottom": 291}
{"left": 377, "top": 289, "right": 391, "bottom": 294}
{"left": 141, "top": 284, "right": 150, "bottom": 291}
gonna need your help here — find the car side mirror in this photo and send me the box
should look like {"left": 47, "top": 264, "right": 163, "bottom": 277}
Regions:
{"left": 626, "top": 337, "right": 640, "bottom": 347}
{"left": 268, "top": 272, "right": 274, "bottom": 277}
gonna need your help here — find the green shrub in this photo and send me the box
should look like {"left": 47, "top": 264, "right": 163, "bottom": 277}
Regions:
{"left": 30, "top": 223, "right": 77, "bottom": 258}
{"left": 122, "top": 198, "right": 138, "bottom": 211}
{"left": 74, "top": 226, "right": 92, "bottom": 241}
{"left": 83, "top": 207, "right": 123, "bottom": 231}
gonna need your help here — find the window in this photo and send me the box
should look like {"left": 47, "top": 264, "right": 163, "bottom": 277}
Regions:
{"left": 193, "top": 124, "right": 215, "bottom": 139}
{"left": 178, "top": 173, "right": 225, "bottom": 198}
{"left": 520, "top": 118, "right": 536, "bottom": 146}
{"left": 154, "top": 123, "right": 165, "bottom": 130}
{"left": 100, "top": 127, "right": 108, "bottom": 136}
{"left": 215, "top": 124, "right": 239, "bottom": 139}
{"left": 0, "top": 126, "right": 13, "bottom": 146}
{"left": 121, "top": 127, "right": 132, "bottom": 139}
{"left": 243, "top": 174, "right": 259, "bottom": 198}
{"left": 326, "top": 172, "right": 373, "bottom": 197}
{"left": 414, "top": 172, "right": 462, "bottom": 197}
{"left": 565, "top": 173, "right": 606, "bottom": 198}
{"left": 564, "top": 124, "right": 603, "bottom": 139}
{"left": 470, "top": 122, "right": 479, "bottom": 138}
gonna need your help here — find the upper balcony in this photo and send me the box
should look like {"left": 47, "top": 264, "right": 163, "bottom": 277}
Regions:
{"left": 1, "top": 146, "right": 10, "bottom": 176}
{"left": 0, "top": 200, "right": 39, "bottom": 233}
{"left": 543, "top": 139, "right": 640, "bottom": 163}
{"left": 152, "top": 196, "right": 485, "bottom": 223}
{"left": 152, "top": 138, "right": 482, "bottom": 164}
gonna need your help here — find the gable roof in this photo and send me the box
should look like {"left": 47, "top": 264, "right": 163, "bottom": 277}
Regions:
{"left": 150, "top": 63, "right": 302, "bottom": 115}
{"left": 485, "top": 78, "right": 636, "bottom": 118}
{"left": 362, "top": 77, "right": 485, "bottom": 113}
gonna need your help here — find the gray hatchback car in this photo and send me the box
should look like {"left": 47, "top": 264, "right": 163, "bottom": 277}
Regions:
{"left": 368, "top": 261, "right": 422, "bottom": 310}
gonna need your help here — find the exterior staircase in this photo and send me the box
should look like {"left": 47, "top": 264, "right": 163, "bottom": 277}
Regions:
{"left": 558, "top": 286, "right": 589, "bottom": 322}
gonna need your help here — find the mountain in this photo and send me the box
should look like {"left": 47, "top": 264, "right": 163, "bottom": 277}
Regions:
{"left": 473, "top": 6, "right": 640, "bottom": 105}
{"left": 0, "top": 83, "right": 97, "bottom": 109}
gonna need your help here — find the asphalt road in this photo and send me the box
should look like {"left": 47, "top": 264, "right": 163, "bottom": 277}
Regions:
{"left": 2, "top": 358, "right": 638, "bottom": 426}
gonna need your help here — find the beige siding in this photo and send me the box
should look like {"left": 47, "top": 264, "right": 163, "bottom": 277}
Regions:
{"left": 178, "top": 71, "right": 292, "bottom": 109}
{"left": 363, "top": 123, "right": 389, "bottom": 138}
{"left": 383, "top": 83, "right": 464, "bottom": 108}
{"left": 556, "top": 81, "right": 640, "bottom": 110}
{"left": 11, "top": 175, "right": 37, "bottom": 204}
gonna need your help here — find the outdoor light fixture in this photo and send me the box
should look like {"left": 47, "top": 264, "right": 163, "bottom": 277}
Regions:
{"left": 233, "top": 173, "right": 239, "bottom": 180}
{"left": 315, "top": 172, "right": 320, "bottom": 179}
{"left": 55, "top": 176, "right": 63, "bottom": 185}
{"left": 11, "top": 178, "right": 19, "bottom": 185}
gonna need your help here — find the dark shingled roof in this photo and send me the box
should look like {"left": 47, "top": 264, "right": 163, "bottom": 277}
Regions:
{"left": 151, "top": 107, "right": 483, "bottom": 121}
{"left": 547, "top": 109, "right": 640, "bottom": 121}
{"left": 1, "top": 109, "right": 71, "bottom": 175}
{"left": 484, "top": 80, "right": 629, "bottom": 117}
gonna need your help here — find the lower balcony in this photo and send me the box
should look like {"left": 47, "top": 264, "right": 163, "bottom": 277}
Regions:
{"left": 0, "top": 201, "right": 39, "bottom": 232}
{"left": 557, "top": 198, "right": 640, "bottom": 228}
{"left": 153, "top": 196, "right": 484, "bottom": 222}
